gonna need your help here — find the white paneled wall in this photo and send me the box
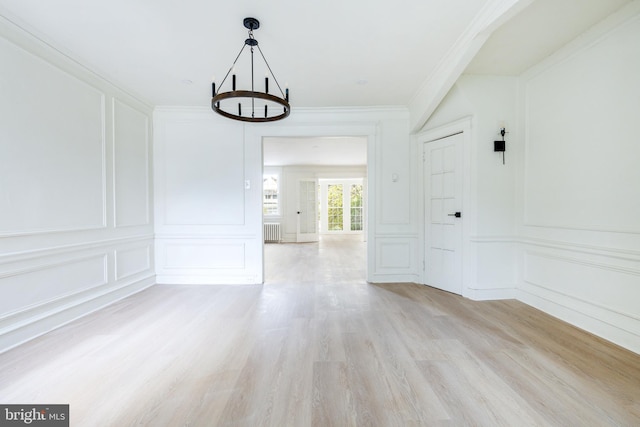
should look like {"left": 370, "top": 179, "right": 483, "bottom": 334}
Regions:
{"left": 421, "top": 77, "right": 519, "bottom": 300}
{"left": 0, "top": 16, "right": 154, "bottom": 352}
{"left": 420, "top": 5, "right": 640, "bottom": 353}
{"left": 155, "top": 107, "right": 417, "bottom": 285}
{"left": 517, "top": 8, "right": 640, "bottom": 353}
{"left": 153, "top": 110, "right": 260, "bottom": 284}
{"left": 0, "top": 38, "right": 105, "bottom": 234}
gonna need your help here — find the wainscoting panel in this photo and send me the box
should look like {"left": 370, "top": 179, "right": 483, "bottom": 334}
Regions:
{"left": 519, "top": 245, "right": 640, "bottom": 353}
{"left": 163, "top": 242, "right": 245, "bottom": 270}
{"left": 524, "top": 251, "right": 640, "bottom": 329}
{"left": 155, "top": 237, "right": 260, "bottom": 285}
{"left": 467, "top": 237, "right": 517, "bottom": 300}
{"left": 372, "top": 236, "right": 418, "bottom": 282}
{"left": 0, "top": 255, "right": 107, "bottom": 316}
{"left": 115, "top": 245, "right": 152, "bottom": 281}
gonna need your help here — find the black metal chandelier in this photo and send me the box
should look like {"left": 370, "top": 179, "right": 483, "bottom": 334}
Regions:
{"left": 211, "top": 17, "right": 290, "bottom": 123}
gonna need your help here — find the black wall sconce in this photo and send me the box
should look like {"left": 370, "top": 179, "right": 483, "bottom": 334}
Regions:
{"left": 494, "top": 127, "right": 506, "bottom": 164}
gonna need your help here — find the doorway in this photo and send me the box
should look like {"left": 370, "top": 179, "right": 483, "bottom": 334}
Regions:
{"left": 262, "top": 135, "right": 368, "bottom": 282}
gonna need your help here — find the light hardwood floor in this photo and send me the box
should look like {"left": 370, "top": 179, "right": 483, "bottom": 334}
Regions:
{"left": 1, "top": 236, "right": 638, "bottom": 426}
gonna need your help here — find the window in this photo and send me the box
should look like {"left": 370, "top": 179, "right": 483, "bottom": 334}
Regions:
{"left": 350, "top": 184, "right": 363, "bottom": 231}
{"left": 327, "top": 184, "right": 343, "bottom": 231}
{"left": 263, "top": 174, "right": 279, "bottom": 215}
{"left": 320, "top": 179, "right": 365, "bottom": 234}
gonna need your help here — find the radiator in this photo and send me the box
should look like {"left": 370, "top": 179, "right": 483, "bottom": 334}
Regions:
{"left": 263, "top": 223, "right": 281, "bottom": 243}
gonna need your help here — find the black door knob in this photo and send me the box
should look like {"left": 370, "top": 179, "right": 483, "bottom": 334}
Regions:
{"left": 447, "top": 212, "right": 461, "bottom": 218}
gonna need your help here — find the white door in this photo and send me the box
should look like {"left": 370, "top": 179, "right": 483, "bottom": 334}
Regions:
{"left": 424, "top": 133, "right": 463, "bottom": 294}
{"left": 296, "top": 179, "right": 319, "bottom": 242}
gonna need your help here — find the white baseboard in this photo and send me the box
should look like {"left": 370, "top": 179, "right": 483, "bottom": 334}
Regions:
{"left": 370, "top": 274, "right": 421, "bottom": 284}
{"left": 464, "top": 286, "right": 517, "bottom": 301}
{"left": 155, "top": 275, "right": 261, "bottom": 285}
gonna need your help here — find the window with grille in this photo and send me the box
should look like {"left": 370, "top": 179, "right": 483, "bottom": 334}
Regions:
{"left": 320, "top": 179, "right": 365, "bottom": 234}
{"left": 350, "top": 184, "right": 363, "bottom": 231}
{"left": 327, "top": 184, "right": 343, "bottom": 231}
{"left": 263, "top": 174, "right": 279, "bottom": 215}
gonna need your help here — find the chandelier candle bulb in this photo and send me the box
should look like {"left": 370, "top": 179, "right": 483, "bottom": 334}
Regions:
{"left": 285, "top": 87, "right": 289, "bottom": 101}
{"left": 265, "top": 77, "right": 269, "bottom": 93}
{"left": 212, "top": 82, "right": 216, "bottom": 97}
{"left": 238, "top": 103, "right": 242, "bottom": 116}
{"left": 264, "top": 105, "right": 268, "bottom": 117}
{"left": 232, "top": 74, "right": 236, "bottom": 91}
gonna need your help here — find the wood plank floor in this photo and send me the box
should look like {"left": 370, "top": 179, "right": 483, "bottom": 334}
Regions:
{"left": 1, "top": 236, "right": 639, "bottom": 426}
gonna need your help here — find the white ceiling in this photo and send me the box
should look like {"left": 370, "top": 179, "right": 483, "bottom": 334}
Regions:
{"left": 0, "top": 0, "right": 628, "bottom": 109}
{"left": 0, "top": 0, "right": 488, "bottom": 108}
{"left": 0, "top": 0, "right": 629, "bottom": 108}
{"left": 0, "top": 0, "right": 629, "bottom": 166}
{"left": 466, "top": 0, "right": 630, "bottom": 75}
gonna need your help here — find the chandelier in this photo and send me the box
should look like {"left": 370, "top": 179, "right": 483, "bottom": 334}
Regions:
{"left": 211, "top": 17, "right": 290, "bottom": 123}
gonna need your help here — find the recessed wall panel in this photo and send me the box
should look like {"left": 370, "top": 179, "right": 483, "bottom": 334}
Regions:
{"left": 524, "top": 17, "right": 640, "bottom": 232}
{"left": 113, "top": 99, "right": 149, "bottom": 227}
{"left": 164, "top": 242, "right": 245, "bottom": 269}
{"left": 115, "top": 245, "right": 151, "bottom": 280}
{"left": 377, "top": 241, "right": 412, "bottom": 269}
{"left": 0, "top": 255, "right": 108, "bottom": 316}
{"left": 524, "top": 251, "right": 640, "bottom": 325}
{"left": 0, "top": 37, "right": 105, "bottom": 235}
{"left": 163, "top": 121, "right": 244, "bottom": 225}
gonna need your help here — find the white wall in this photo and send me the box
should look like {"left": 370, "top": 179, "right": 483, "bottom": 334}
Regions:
{"left": 154, "top": 107, "right": 417, "bottom": 284}
{"left": 516, "top": 8, "right": 640, "bottom": 353}
{"left": 154, "top": 109, "right": 262, "bottom": 284}
{"left": 0, "top": 16, "right": 155, "bottom": 352}
{"left": 421, "top": 75, "right": 519, "bottom": 300}
{"left": 421, "top": 5, "right": 640, "bottom": 353}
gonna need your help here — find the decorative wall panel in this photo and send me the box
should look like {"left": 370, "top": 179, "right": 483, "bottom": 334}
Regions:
{"left": 0, "top": 37, "right": 105, "bottom": 235}
{"left": 163, "top": 242, "right": 245, "bottom": 270}
{"left": 115, "top": 245, "right": 151, "bottom": 280}
{"left": 113, "top": 99, "right": 150, "bottom": 227}
{"left": 523, "top": 16, "right": 640, "bottom": 233}
{"left": 0, "top": 255, "right": 107, "bottom": 316}
{"left": 0, "top": 19, "right": 155, "bottom": 352}
{"left": 162, "top": 121, "right": 245, "bottom": 226}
